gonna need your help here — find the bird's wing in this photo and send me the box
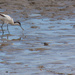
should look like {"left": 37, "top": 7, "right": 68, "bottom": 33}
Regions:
{"left": 2, "top": 14, "right": 11, "bottom": 19}
{"left": 0, "top": 14, "right": 6, "bottom": 21}
{"left": 0, "top": 14, "right": 14, "bottom": 24}
{"left": 0, "top": 14, "right": 5, "bottom": 17}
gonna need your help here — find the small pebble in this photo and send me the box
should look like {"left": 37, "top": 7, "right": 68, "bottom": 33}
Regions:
{"left": 44, "top": 42, "right": 48, "bottom": 46}
{"left": 31, "top": 26, "right": 38, "bottom": 28}
{"left": 6, "top": 71, "right": 8, "bottom": 73}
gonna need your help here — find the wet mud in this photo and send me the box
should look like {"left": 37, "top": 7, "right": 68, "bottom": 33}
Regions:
{"left": 0, "top": 0, "right": 75, "bottom": 75}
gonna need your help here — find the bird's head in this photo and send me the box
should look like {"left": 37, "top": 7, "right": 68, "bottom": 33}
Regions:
{"left": 14, "top": 21, "right": 24, "bottom": 30}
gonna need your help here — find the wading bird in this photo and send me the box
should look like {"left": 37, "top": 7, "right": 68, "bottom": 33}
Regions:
{"left": 0, "top": 14, "right": 24, "bottom": 33}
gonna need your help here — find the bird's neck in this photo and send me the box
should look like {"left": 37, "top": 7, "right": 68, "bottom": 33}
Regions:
{"left": 14, "top": 22, "right": 19, "bottom": 25}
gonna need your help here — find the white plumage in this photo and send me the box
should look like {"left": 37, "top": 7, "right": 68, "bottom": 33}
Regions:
{"left": 0, "top": 14, "right": 14, "bottom": 25}
{"left": 0, "top": 14, "right": 24, "bottom": 33}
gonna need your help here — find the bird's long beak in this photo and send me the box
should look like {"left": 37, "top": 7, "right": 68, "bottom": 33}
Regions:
{"left": 19, "top": 23, "right": 24, "bottom": 30}
{"left": 20, "top": 25, "right": 24, "bottom": 30}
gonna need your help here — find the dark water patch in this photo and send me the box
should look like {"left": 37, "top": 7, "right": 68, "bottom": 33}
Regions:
{"left": 59, "top": 28, "right": 72, "bottom": 30}
{"left": 60, "top": 35, "right": 75, "bottom": 37}
{"left": 31, "top": 26, "right": 39, "bottom": 29}
{"left": 72, "top": 25, "right": 75, "bottom": 28}
{"left": 50, "top": 62, "right": 63, "bottom": 65}
{"left": 15, "top": 62, "right": 23, "bottom": 65}
{"left": 38, "top": 65, "right": 45, "bottom": 71}
{"left": 48, "top": 26, "right": 55, "bottom": 28}
{"left": 35, "top": 48, "right": 49, "bottom": 51}
{"left": 0, "top": 61, "right": 9, "bottom": 65}
{"left": 1, "top": 43, "right": 10, "bottom": 47}
{"left": 12, "top": 37, "right": 21, "bottom": 41}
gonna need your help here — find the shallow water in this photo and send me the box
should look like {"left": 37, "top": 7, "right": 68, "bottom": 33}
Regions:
{"left": 0, "top": 12, "right": 75, "bottom": 75}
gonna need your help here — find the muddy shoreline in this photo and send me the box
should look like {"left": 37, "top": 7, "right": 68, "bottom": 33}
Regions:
{"left": 0, "top": 0, "right": 75, "bottom": 18}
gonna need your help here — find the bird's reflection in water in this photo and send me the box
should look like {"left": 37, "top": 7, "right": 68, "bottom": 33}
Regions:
{"left": 0, "top": 33, "right": 22, "bottom": 50}
{"left": 0, "top": 32, "right": 21, "bottom": 43}
{"left": 0, "top": 24, "right": 23, "bottom": 51}
{"left": 1, "top": 34, "right": 9, "bottom": 41}
{"left": 0, "top": 34, "right": 9, "bottom": 50}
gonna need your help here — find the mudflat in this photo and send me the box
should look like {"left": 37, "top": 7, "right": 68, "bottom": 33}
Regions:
{"left": 0, "top": 0, "right": 75, "bottom": 75}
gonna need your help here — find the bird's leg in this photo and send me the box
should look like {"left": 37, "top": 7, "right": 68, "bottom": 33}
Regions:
{"left": 7, "top": 24, "right": 10, "bottom": 34}
{"left": 1, "top": 22, "right": 4, "bottom": 33}
{"left": 1, "top": 22, "right": 4, "bottom": 28}
{"left": 7, "top": 24, "right": 8, "bottom": 30}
